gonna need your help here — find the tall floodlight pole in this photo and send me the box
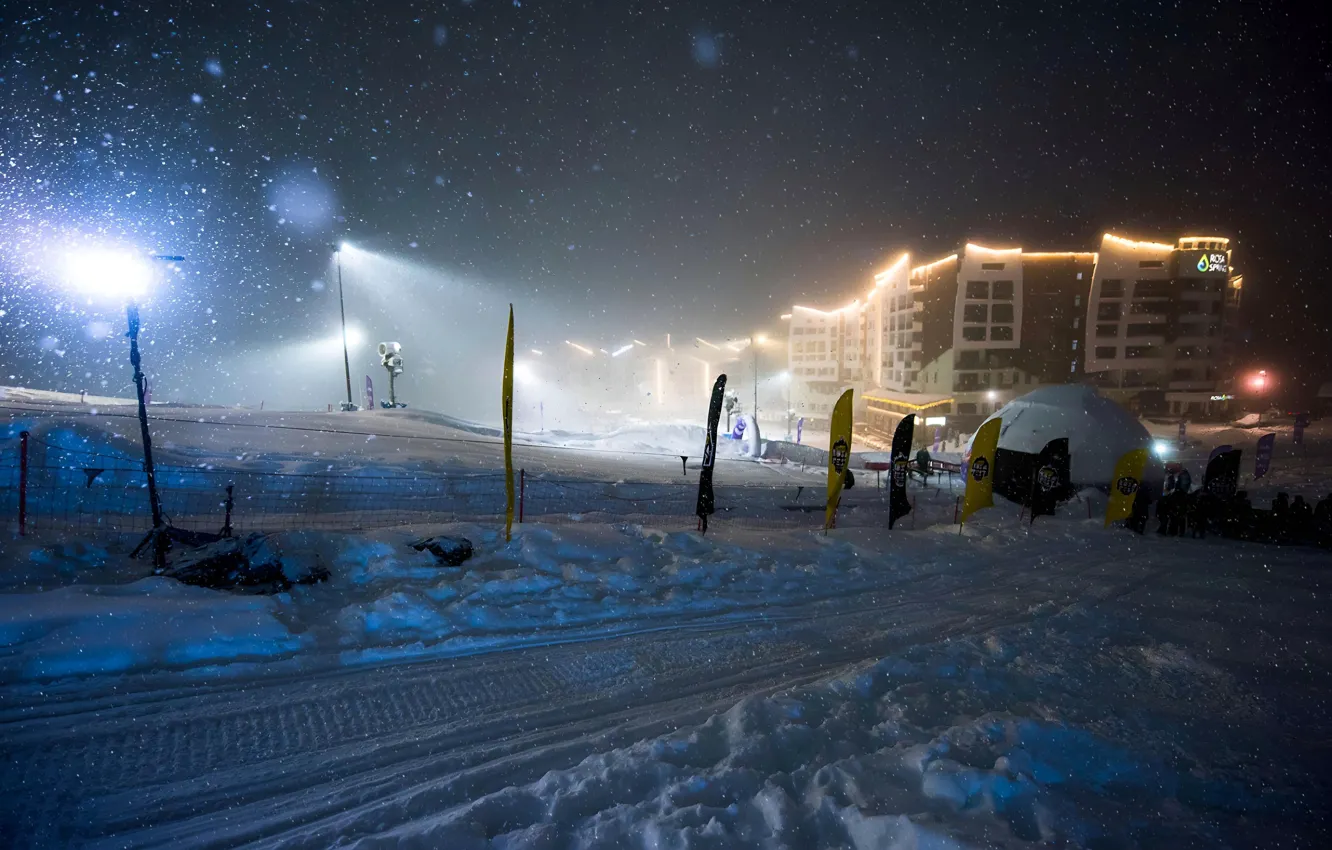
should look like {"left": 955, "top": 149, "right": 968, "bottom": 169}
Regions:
{"left": 57, "top": 247, "right": 179, "bottom": 571}
{"left": 126, "top": 300, "right": 165, "bottom": 564}
{"left": 336, "top": 246, "right": 354, "bottom": 410}
{"left": 785, "top": 372, "right": 793, "bottom": 440}
{"left": 752, "top": 337, "right": 759, "bottom": 423}
{"left": 130, "top": 254, "right": 183, "bottom": 572}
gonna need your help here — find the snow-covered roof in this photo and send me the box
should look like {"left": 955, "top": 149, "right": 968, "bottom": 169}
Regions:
{"left": 1317, "top": 382, "right": 1332, "bottom": 399}
{"left": 967, "top": 384, "right": 1154, "bottom": 485}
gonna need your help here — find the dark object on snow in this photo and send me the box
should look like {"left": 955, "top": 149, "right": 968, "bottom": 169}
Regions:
{"left": 914, "top": 448, "right": 932, "bottom": 482}
{"left": 1203, "top": 449, "right": 1242, "bottom": 499}
{"left": 844, "top": 468, "right": 855, "bottom": 490}
{"left": 410, "top": 535, "right": 474, "bottom": 566}
{"left": 696, "top": 373, "right": 727, "bottom": 534}
{"left": 888, "top": 414, "right": 915, "bottom": 529}
{"left": 161, "top": 532, "right": 327, "bottom": 593}
{"left": 1128, "top": 480, "right": 1154, "bottom": 534}
{"left": 1028, "top": 437, "right": 1071, "bottom": 523}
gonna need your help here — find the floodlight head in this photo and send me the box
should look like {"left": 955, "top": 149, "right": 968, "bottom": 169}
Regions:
{"left": 60, "top": 247, "right": 156, "bottom": 300}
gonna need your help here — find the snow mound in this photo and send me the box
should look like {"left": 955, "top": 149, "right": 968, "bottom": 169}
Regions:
{"left": 969, "top": 385, "right": 1153, "bottom": 485}
{"left": 0, "top": 578, "right": 305, "bottom": 680}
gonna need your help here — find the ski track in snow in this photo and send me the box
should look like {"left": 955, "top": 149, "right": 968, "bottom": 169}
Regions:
{"left": 1, "top": 399, "right": 1330, "bottom": 848}
{"left": 2, "top": 544, "right": 1149, "bottom": 848}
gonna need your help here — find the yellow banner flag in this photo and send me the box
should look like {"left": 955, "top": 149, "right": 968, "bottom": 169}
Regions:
{"left": 502, "top": 305, "right": 515, "bottom": 541}
{"left": 1104, "top": 447, "right": 1148, "bottom": 527}
{"left": 824, "top": 388, "right": 855, "bottom": 531}
{"left": 961, "top": 417, "right": 1001, "bottom": 525}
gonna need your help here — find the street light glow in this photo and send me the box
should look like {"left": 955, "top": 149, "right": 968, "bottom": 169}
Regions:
{"left": 59, "top": 247, "right": 156, "bottom": 300}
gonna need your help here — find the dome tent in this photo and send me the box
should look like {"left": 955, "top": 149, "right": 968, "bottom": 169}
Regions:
{"left": 965, "top": 385, "right": 1155, "bottom": 495}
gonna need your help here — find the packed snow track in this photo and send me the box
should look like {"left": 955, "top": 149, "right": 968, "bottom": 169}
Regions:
{"left": 3, "top": 546, "right": 1154, "bottom": 848}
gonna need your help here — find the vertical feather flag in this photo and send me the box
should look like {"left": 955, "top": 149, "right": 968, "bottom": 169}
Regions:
{"left": 961, "top": 417, "right": 1001, "bottom": 526}
{"left": 1254, "top": 433, "right": 1275, "bottom": 479}
{"left": 696, "top": 374, "right": 727, "bottom": 534}
{"left": 502, "top": 305, "right": 515, "bottom": 541}
{"left": 1029, "top": 437, "right": 1070, "bottom": 523}
{"left": 888, "top": 414, "right": 915, "bottom": 529}
{"left": 824, "top": 389, "right": 854, "bottom": 531}
{"left": 1104, "top": 447, "right": 1148, "bottom": 527}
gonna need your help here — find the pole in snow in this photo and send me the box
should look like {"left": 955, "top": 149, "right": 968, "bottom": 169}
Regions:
{"left": 126, "top": 300, "right": 167, "bottom": 571}
{"left": 336, "top": 246, "right": 354, "bottom": 410}
{"left": 18, "top": 430, "right": 29, "bottom": 536}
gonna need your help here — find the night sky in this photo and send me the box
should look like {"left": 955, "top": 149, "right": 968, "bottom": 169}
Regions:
{"left": 1, "top": 0, "right": 1329, "bottom": 406}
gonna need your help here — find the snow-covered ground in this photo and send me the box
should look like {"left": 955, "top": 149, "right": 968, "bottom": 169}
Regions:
{"left": 1, "top": 392, "right": 1330, "bottom": 848}
{"left": 1, "top": 512, "right": 1329, "bottom": 848}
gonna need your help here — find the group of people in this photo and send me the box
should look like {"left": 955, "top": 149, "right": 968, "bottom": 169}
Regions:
{"left": 1128, "top": 469, "right": 1332, "bottom": 548}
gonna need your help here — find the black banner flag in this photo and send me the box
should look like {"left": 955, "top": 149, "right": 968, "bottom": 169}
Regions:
{"left": 1029, "top": 437, "right": 1070, "bottom": 523}
{"left": 696, "top": 374, "right": 727, "bottom": 533}
{"left": 1203, "top": 448, "right": 1242, "bottom": 499}
{"left": 888, "top": 414, "right": 915, "bottom": 529}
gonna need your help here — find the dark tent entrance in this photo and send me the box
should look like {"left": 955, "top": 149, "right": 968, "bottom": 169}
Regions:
{"left": 993, "top": 439, "right": 1072, "bottom": 512}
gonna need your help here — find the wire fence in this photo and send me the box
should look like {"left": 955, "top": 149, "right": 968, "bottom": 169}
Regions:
{"left": 0, "top": 432, "right": 950, "bottom": 538}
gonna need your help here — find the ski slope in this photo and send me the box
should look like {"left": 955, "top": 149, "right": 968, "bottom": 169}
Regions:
{"left": 1, "top": 393, "right": 1330, "bottom": 847}
{"left": 1, "top": 517, "right": 1329, "bottom": 848}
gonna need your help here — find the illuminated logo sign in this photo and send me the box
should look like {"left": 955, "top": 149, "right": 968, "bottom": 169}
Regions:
{"left": 1210, "top": 394, "right": 1234, "bottom": 402}
{"left": 1183, "top": 251, "right": 1229, "bottom": 277}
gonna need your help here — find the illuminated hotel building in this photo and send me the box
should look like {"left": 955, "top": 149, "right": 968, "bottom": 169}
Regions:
{"left": 785, "top": 234, "right": 1242, "bottom": 432}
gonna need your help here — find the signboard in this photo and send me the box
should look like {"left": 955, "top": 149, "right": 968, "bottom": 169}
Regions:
{"left": 1254, "top": 433, "right": 1275, "bottom": 479}
{"left": 1104, "top": 448, "right": 1148, "bottom": 528}
{"left": 1177, "top": 250, "right": 1229, "bottom": 278}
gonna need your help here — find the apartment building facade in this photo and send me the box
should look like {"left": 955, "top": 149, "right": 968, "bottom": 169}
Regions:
{"left": 785, "top": 233, "right": 1242, "bottom": 432}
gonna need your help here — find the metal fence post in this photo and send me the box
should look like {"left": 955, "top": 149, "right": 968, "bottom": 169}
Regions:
{"left": 222, "top": 482, "right": 235, "bottom": 537}
{"left": 18, "top": 430, "right": 29, "bottom": 536}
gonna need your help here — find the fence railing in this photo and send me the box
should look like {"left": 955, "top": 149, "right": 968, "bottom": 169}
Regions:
{"left": 2, "top": 432, "right": 955, "bottom": 537}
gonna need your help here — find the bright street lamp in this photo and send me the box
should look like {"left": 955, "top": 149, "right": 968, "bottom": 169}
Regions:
{"left": 59, "top": 248, "right": 157, "bottom": 300}
{"left": 57, "top": 245, "right": 182, "bottom": 570}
